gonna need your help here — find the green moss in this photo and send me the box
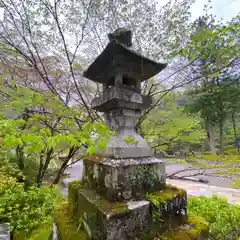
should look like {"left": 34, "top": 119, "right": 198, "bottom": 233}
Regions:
{"left": 28, "top": 222, "right": 52, "bottom": 240}
{"left": 140, "top": 215, "right": 208, "bottom": 240}
{"left": 12, "top": 221, "right": 52, "bottom": 240}
{"left": 147, "top": 185, "right": 186, "bottom": 206}
{"left": 12, "top": 231, "right": 27, "bottom": 240}
{"left": 85, "top": 155, "right": 105, "bottom": 162}
{"left": 53, "top": 202, "right": 88, "bottom": 240}
{"left": 78, "top": 188, "right": 129, "bottom": 216}
{"left": 68, "top": 180, "right": 85, "bottom": 189}
{"left": 95, "top": 198, "right": 129, "bottom": 215}
{"left": 162, "top": 215, "right": 208, "bottom": 240}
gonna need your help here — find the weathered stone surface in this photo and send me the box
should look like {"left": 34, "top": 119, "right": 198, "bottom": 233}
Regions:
{"left": 101, "top": 106, "right": 153, "bottom": 158}
{"left": 69, "top": 187, "right": 151, "bottom": 240}
{"left": 106, "top": 133, "right": 153, "bottom": 159}
{"left": 83, "top": 156, "right": 166, "bottom": 201}
{"left": 147, "top": 186, "right": 188, "bottom": 231}
{"left": 108, "top": 28, "right": 133, "bottom": 47}
{"left": 0, "top": 223, "right": 10, "bottom": 240}
{"left": 91, "top": 86, "right": 152, "bottom": 112}
{"left": 83, "top": 33, "right": 167, "bottom": 85}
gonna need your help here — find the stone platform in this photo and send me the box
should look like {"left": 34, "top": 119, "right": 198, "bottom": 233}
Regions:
{"left": 69, "top": 182, "right": 151, "bottom": 240}
{"left": 68, "top": 181, "right": 196, "bottom": 240}
{"left": 83, "top": 156, "right": 166, "bottom": 201}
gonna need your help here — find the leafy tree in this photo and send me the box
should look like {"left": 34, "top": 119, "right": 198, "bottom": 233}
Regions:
{"left": 141, "top": 91, "right": 205, "bottom": 156}
{"left": 180, "top": 6, "right": 240, "bottom": 153}
{"left": 0, "top": 78, "right": 111, "bottom": 186}
{"left": 185, "top": 76, "right": 240, "bottom": 153}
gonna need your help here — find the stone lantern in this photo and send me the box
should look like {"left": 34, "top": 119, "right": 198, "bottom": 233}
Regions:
{"left": 83, "top": 28, "right": 167, "bottom": 202}
{"left": 68, "top": 29, "right": 208, "bottom": 240}
{"left": 84, "top": 29, "right": 166, "bottom": 159}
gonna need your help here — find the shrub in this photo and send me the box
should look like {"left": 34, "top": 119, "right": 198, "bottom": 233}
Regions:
{"left": 0, "top": 168, "right": 58, "bottom": 234}
{"left": 188, "top": 195, "right": 240, "bottom": 240}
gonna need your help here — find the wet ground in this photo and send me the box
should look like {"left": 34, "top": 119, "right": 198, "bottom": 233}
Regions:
{"left": 61, "top": 160, "right": 240, "bottom": 204}
{"left": 165, "top": 162, "right": 236, "bottom": 188}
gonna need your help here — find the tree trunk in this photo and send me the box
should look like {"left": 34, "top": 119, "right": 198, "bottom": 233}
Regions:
{"left": 51, "top": 147, "right": 77, "bottom": 186}
{"left": 232, "top": 112, "right": 239, "bottom": 152}
{"left": 232, "top": 112, "right": 237, "bottom": 139}
{"left": 36, "top": 152, "right": 44, "bottom": 186}
{"left": 205, "top": 118, "right": 216, "bottom": 154}
{"left": 219, "top": 119, "right": 224, "bottom": 153}
{"left": 37, "top": 148, "right": 53, "bottom": 187}
{"left": 16, "top": 145, "right": 24, "bottom": 170}
{"left": 51, "top": 158, "right": 69, "bottom": 186}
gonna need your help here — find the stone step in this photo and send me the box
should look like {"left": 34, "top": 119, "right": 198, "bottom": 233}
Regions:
{"left": 68, "top": 181, "right": 151, "bottom": 240}
{"left": 68, "top": 181, "right": 193, "bottom": 240}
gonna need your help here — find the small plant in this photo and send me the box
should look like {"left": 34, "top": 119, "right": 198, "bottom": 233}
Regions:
{"left": 129, "top": 165, "right": 158, "bottom": 191}
{"left": 124, "top": 136, "right": 139, "bottom": 145}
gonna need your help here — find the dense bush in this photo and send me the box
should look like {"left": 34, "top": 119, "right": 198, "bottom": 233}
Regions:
{"left": 188, "top": 195, "right": 240, "bottom": 240}
{"left": 0, "top": 166, "right": 58, "bottom": 234}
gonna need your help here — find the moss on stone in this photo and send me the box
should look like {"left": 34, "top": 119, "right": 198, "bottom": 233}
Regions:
{"left": 53, "top": 202, "right": 88, "bottom": 240}
{"left": 85, "top": 155, "right": 105, "bottom": 162}
{"left": 68, "top": 180, "right": 85, "bottom": 189}
{"left": 146, "top": 185, "right": 186, "bottom": 205}
{"left": 78, "top": 188, "right": 129, "bottom": 216}
{"left": 96, "top": 198, "right": 129, "bottom": 215}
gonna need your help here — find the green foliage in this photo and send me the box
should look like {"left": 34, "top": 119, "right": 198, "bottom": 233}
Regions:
{"left": 184, "top": 79, "right": 239, "bottom": 123}
{"left": 0, "top": 169, "right": 58, "bottom": 234}
{"left": 179, "top": 8, "right": 240, "bottom": 153}
{"left": 142, "top": 93, "right": 205, "bottom": 153}
{"left": 180, "top": 10, "right": 239, "bottom": 67}
{"left": 0, "top": 81, "right": 112, "bottom": 185}
{"left": 188, "top": 195, "right": 240, "bottom": 240}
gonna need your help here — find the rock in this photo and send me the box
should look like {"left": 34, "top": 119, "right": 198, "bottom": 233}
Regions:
{"left": 0, "top": 223, "right": 10, "bottom": 240}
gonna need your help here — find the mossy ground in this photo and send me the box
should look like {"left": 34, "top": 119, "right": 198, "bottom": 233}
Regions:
{"left": 161, "top": 215, "right": 209, "bottom": 240}
{"left": 53, "top": 201, "right": 88, "bottom": 240}
{"left": 12, "top": 221, "right": 53, "bottom": 240}
{"left": 141, "top": 215, "right": 208, "bottom": 240}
